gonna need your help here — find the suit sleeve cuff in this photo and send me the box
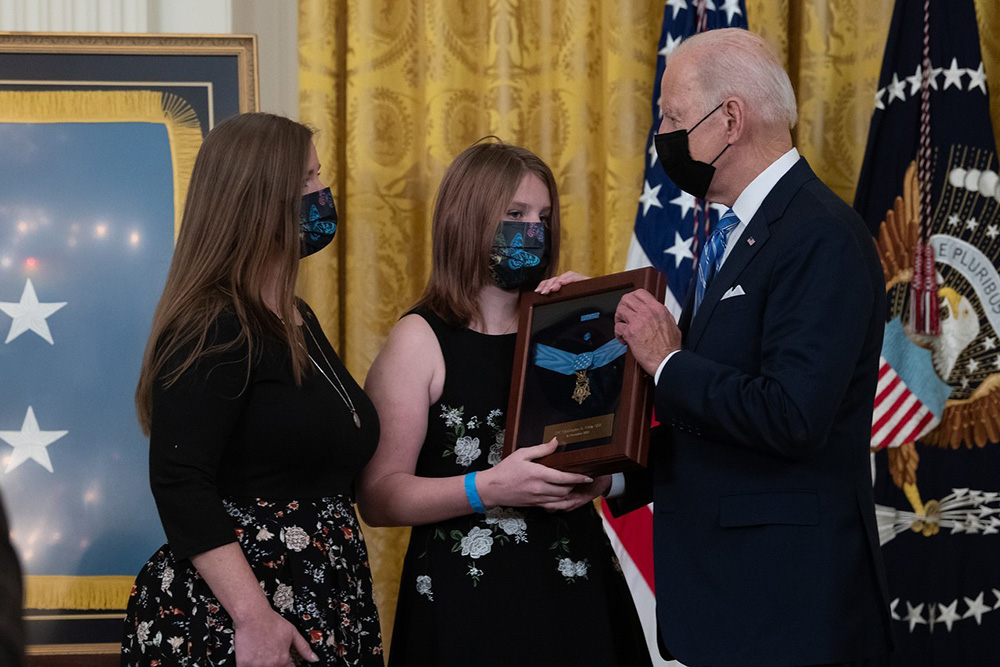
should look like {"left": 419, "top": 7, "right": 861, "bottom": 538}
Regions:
{"left": 604, "top": 472, "right": 626, "bottom": 499}
{"left": 654, "top": 350, "right": 680, "bottom": 385}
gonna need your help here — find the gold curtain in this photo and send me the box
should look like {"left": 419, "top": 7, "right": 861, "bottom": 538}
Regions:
{"left": 298, "top": 0, "right": 1000, "bottom": 652}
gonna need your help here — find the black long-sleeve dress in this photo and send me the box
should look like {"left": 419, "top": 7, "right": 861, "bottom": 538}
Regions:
{"left": 388, "top": 307, "right": 651, "bottom": 667}
{"left": 121, "top": 302, "right": 383, "bottom": 665}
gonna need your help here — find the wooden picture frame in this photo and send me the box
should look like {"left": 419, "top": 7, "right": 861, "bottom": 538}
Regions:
{"left": 503, "top": 267, "right": 666, "bottom": 476}
{"left": 0, "top": 32, "right": 258, "bottom": 663}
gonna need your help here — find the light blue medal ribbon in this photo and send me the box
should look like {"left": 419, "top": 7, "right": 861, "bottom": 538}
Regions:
{"left": 533, "top": 338, "right": 627, "bottom": 405}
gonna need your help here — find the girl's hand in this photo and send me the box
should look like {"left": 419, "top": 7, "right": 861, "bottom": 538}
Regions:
{"left": 535, "top": 271, "right": 590, "bottom": 295}
{"left": 477, "top": 439, "right": 593, "bottom": 507}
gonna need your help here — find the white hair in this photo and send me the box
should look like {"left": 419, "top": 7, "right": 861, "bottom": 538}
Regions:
{"left": 671, "top": 28, "right": 797, "bottom": 129}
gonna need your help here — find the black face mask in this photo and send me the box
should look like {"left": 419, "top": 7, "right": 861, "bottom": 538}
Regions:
{"left": 654, "top": 101, "right": 730, "bottom": 200}
{"left": 489, "top": 221, "right": 550, "bottom": 291}
{"left": 299, "top": 187, "right": 338, "bottom": 258}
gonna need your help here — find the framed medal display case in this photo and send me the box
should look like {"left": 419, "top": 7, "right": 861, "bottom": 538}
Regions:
{"left": 503, "top": 268, "right": 666, "bottom": 476}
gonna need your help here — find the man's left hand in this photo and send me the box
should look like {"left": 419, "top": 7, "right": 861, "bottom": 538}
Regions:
{"left": 615, "top": 288, "right": 681, "bottom": 376}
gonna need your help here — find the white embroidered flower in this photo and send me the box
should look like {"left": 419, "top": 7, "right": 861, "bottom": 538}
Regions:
{"left": 467, "top": 564, "right": 483, "bottom": 579}
{"left": 440, "top": 405, "right": 463, "bottom": 428}
{"left": 136, "top": 620, "right": 152, "bottom": 644}
{"left": 273, "top": 582, "right": 294, "bottom": 611}
{"left": 485, "top": 507, "right": 528, "bottom": 542}
{"left": 487, "top": 409, "right": 502, "bottom": 428}
{"left": 454, "top": 435, "right": 481, "bottom": 467}
{"left": 466, "top": 416, "right": 480, "bottom": 429}
{"left": 574, "top": 560, "right": 589, "bottom": 577}
{"left": 416, "top": 575, "right": 434, "bottom": 601}
{"left": 558, "top": 557, "right": 583, "bottom": 579}
{"left": 460, "top": 526, "right": 494, "bottom": 559}
{"left": 283, "top": 526, "right": 310, "bottom": 551}
{"left": 488, "top": 439, "right": 504, "bottom": 466}
{"left": 160, "top": 566, "right": 174, "bottom": 592}
{"left": 256, "top": 526, "right": 274, "bottom": 541}
{"left": 167, "top": 636, "right": 184, "bottom": 652}
{"left": 152, "top": 632, "right": 162, "bottom": 647}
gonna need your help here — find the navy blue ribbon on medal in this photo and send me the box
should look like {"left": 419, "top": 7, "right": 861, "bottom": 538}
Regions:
{"left": 533, "top": 338, "right": 628, "bottom": 375}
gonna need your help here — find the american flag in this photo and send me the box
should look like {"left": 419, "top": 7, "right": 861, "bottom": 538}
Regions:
{"left": 604, "top": 1, "right": 748, "bottom": 663}
{"left": 870, "top": 319, "right": 951, "bottom": 451}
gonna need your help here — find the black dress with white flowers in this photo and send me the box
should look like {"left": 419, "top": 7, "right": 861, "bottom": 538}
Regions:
{"left": 121, "top": 303, "right": 383, "bottom": 665}
{"left": 388, "top": 308, "right": 651, "bottom": 667}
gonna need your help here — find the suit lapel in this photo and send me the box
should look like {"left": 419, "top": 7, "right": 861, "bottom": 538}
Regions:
{"left": 684, "top": 158, "right": 816, "bottom": 350}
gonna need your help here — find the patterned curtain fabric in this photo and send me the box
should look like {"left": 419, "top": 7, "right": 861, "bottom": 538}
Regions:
{"left": 298, "top": 0, "right": 1000, "bottom": 650}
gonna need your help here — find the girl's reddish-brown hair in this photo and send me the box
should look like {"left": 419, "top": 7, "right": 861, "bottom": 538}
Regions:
{"left": 415, "top": 138, "right": 561, "bottom": 327}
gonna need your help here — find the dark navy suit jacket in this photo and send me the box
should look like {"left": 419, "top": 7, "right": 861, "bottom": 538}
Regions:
{"left": 614, "top": 158, "right": 894, "bottom": 666}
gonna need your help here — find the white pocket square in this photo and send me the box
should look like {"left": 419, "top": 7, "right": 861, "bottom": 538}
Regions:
{"left": 721, "top": 285, "right": 746, "bottom": 300}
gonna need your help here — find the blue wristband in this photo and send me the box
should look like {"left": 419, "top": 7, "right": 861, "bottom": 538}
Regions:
{"left": 464, "top": 471, "right": 486, "bottom": 514}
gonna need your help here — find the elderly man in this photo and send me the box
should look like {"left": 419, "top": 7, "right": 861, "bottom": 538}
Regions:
{"left": 613, "top": 28, "right": 894, "bottom": 666}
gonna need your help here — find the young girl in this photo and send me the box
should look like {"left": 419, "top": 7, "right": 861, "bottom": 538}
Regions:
{"left": 359, "top": 139, "right": 651, "bottom": 666}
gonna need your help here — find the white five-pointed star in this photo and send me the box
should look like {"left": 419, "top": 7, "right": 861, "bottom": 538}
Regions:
{"left": 947, "top": 214, "right": 961, "bottom": 227}
{"left": 720, "top": 0, "right": 743, "bottom": 23}
{"left": 968, "top": 358, "right": 980, "bottom": 373}
{"left": 984, "top": 336, "right": 996, "bottom": 350}
{"left": 659, "top": 33, "right": 683, "bottom": 58}
{"left": 0, "top": 278, "right": 67, "bottom": 345}
{"left": 663, "top": 232, "right": 694, "bottom": 268}
{"left": 937, "top": 600, "right": 961, "bottom": 632}
{"left": 890, "top": 598, "right": 901, "bottom": 620}
{"left": 987, "top": 224, "right": 999, "bottom": 240}
{"left": 942, "top": 58, "right": 965, "bottom": 90}
{"left": 906, "top": 65, "right": 924, "bottom": 95}
{"left": 666, "top": 0, "right": 687, "bottom": 20}
{"left": 0, "top": 406, "right": 67, "bottom": 473}
{"left": 669, "top": 189, "right": 697, "bottom": 219}
{"left": 961, "top": 376, "right": 970, "bottom": 390}
{"left": 648, "top": 141, "right": 659, "bottom": 167}
{"left": 963, "top": 592, "right": 991, "bottom": 625}
{"left": 966, "top": 216, "right": 979, "bottom": 231}
{"left": 639, "top": 180, "right": 664, "bottom": 216}
{"left": 874, "top": 87, "right": 886, "bottom": 111}
{"left": 887, "top": 73, "right": 907, "bottom": 104}
{"left": 903, "top": 601, "right": 927, "bottom": 632}
{"left": 967, "top": 62, "right": 987, "bottom": 94}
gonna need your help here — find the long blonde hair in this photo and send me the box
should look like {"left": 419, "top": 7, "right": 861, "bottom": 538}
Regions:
{"left": 135, "top": 113, "right": 313, "bottom": 434}
{"left": 415, "top": 139, "right": 561, "bottom": 327}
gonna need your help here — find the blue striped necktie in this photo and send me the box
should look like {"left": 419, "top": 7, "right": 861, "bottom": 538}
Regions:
{"left": 693, "top": 208, "right": 740, "bottom": 316}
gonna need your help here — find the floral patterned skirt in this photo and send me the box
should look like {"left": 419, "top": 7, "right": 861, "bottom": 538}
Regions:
{"left": 121, "top": 495, "right": 383, "bottom": 666}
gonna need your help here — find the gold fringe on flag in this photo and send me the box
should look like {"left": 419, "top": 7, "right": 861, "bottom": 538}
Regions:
{"left": 23, "top": 575, "right": 135, "bottom": 611}
{"left": 0, "top": 89, "right": 203, "bottom": 236}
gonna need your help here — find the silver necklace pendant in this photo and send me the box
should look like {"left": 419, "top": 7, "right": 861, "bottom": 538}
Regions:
{"left": 302, "top": 318, "right": 362, "bottom": 429}
{"left": 352, "top": 411, "right": 362, "bottom": 429}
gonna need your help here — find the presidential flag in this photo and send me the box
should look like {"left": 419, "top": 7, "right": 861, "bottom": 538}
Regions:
{"left": 603, "top": 2, "right": 748, "bottom": 664}
{"left": 855, "top": 0, "right": 1000, "bottom": 663}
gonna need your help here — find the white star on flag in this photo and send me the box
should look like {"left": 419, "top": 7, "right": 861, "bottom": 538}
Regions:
{"left": 666, "top": 0, "right": 687, "bottom": 20}
{"left": 0, "top": 406, "right": 67, "bottom": 473}
{"left": 903, "top": 601, "right": 926, "bottom": 632}
{"left": 984, "top": 336, "right": 996, "bottom": 350}
{"left": 887, "top": 72, "right": 907, "bottom": 104}
{"left": 720, "top": 0, "right": 743, "bottom": 23}
{"left": 0, "top": 278, "right": 67, "bottom": 345}
{"left": 638, "top": 180, "right": 664, "bottom": 216}
{"left": 659, "top": 33, "right": 683, "bottom": 58}
{"left": 663, "top": 232, "right": 694, "bottom": 268}
{"left": 874, "top": 87, "right": 886, "bottom": 111}
{"left": 668, "top": 189, "right": 697, "bottom": 219}
{"left": 648, "top": 141, "right": 658, "bottom": 167}
{"left": 967, "top": 62, "right": 987, "bottom": 94}
{"left": 968, "top": 358, "right": 980, "bottom": 373}
{"left": 947, "top": 214, "right": 960, "bottom": 227}
{"left": 942, "top": 58, "right": 965, "bottom": 90}
{"left": 966, "top": 216, "right": 979, "bottom": 231}
{"left": 963, "top": 592, "right": 991, "bottom": 625}
{"left": 937, "top": 600, "right": 961, "bottom": 632}
{"left": 987, "top": 224, "right": 999, "bottom": 239}
{"left": 905, "top": 65, "right": 924, "bottom": 95}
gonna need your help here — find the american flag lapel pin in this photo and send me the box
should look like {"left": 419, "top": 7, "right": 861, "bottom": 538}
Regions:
{"left": 747, "top": 237, "right": 755, "bottom": 246}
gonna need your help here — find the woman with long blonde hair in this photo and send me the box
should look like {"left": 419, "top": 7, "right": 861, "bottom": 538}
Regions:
{"left": 122, "top": 113, "right": 383, "bottom": 666}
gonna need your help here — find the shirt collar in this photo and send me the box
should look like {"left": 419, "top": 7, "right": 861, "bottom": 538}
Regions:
{"left": 730, "top": 147, "right": 799, "bottom": 226}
